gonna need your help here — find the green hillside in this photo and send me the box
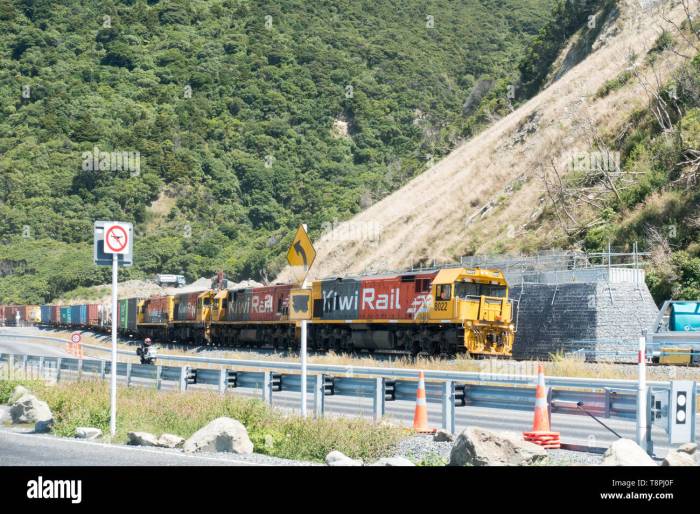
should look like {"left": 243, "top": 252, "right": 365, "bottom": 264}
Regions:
{"left": 0, "top": 0, "right": 557, "bottom": 303}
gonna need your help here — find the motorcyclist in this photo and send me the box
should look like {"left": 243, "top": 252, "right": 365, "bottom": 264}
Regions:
{"left": 137, "top": 337, "right": 156, "bottom": 365}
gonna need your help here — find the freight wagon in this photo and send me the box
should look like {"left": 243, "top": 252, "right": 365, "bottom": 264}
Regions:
{"left": 6, "top": 266, "right": 517, "bottom": 357}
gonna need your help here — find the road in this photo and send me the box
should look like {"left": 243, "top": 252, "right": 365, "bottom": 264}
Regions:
{"left": 1, "top": 328, "right": 695, "bottom": 460}
{"left": 0, "top": 429, "right": 269, "bottom": 466}
{"left": 0, "top": 329, "right": 72, "bottom": 358}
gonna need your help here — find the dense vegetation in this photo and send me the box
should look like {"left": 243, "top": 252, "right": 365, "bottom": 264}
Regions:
{"left": 575, "top": 27, "right": 700, "bottom": 304}
{"left": 0, "top": 0, "right": 559, "bottom": 303}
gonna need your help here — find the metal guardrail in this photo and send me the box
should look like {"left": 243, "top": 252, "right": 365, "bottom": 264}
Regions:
{"left": 0, "top": 350, "right": 643, "bottom": 433}
{"left": 0, "top": 331, "right": 675, "bottom": 390}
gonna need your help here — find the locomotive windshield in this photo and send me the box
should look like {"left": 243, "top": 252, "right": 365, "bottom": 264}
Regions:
{"left": 454, "top": 281, "right": 507, "bottom": 299}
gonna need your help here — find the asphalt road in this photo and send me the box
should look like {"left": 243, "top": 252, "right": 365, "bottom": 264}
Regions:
{"left": 0, "top": 429, "right": 262, "bottom": 466}
{"left": 0, "top": 329, "right": 72, "bottom": 358}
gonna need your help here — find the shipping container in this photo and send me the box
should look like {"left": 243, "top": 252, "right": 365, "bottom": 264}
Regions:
{"left": 87, "top": 304, "right": 100, "bottom": 326}
{"left": 40, "top": 305, "right": 52, "bottom": 324}
{"left": 27, "top": 305, "right": 41, "bottom": 323}
{"left": 0, "top": 305, "right": 5, "bottom": 326}
{"left": 60, "top": 306, "right": 72, "bottom": 325}
{"left": 51, "top": 305, "right": 60, "bottom": 325}
{"left": 70, "top": 305, "right": 81, "bottom": 326}
{"left": 127, "top": 298, "right": 139, "bottom": 332}
{"left": 144, "top": 296, "right": 170, "bottom": 324}
{"left": 5, "top": 305, "right": 22, "bottom": 324}
{"left": 118, "top": 299, "right": 129, "bottom": 330}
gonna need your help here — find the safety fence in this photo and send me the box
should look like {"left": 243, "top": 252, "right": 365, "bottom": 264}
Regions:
{"left": 0, "top": 350, "right": 646, "bottom": 433}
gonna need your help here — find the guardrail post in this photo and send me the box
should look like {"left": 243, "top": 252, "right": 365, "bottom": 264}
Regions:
{"left": 262, "top": 371, "right": 272, "bottom": 405}
{"left": 56, "top": 358, "right": 62, "bottom": 383}
{"left": 441, "top": 380, "right": 455, "bottom": 433}
{"left": 126, "top": 362, "right": 132, "bottom": 387}
{"left": 314, "top": 374, "right": 324, "bottom": 418}
{"left": 100, "top": 360, "right": 106, "bottom": 380}
{"left": 156, "top": 365, "right": 162, "bottom": 390}
{"left": 8, "top": 354, "right": 14, "bottom": 379}
{"left": 22, "top": 355, "right": 28, "bottom": 377}
{"left": 179, "top": 366, "right": 187, "bottom": 392}
{"left": 373, "top": 377, "right": 385, "bottom": 422}
{"left": 39, "top": 356, "right": 44, "bottom": 380}
{"left": 77, "top": 358, "right": 83, "bottom": 382}
{"left": 218, "top": 368, "right": 226, "bottom": 396}
{"left": 604, "top": 388, "right": 611, "bottom": 418}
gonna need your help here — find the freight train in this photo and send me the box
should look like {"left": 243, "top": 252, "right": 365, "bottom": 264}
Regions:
{"left": 2, "top": 267, "right": 516, "bottom": 357}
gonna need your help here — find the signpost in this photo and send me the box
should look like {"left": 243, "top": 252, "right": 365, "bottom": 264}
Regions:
{"left": 286, "top": 224, "right": 316, "bottom": 417}
{"left": 94, "top": 221, "right": 133, "bottom": 437}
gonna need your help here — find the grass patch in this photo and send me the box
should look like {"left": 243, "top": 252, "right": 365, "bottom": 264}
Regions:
{"left": 595, "top": 69, "right": 633, "bottom": 98}
{"left": 2, "top": 379, "right": 405, "bottom": 463}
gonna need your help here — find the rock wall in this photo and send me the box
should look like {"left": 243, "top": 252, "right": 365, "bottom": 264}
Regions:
{"left": 510, "top": 281, "right": 659, "bottom": 361}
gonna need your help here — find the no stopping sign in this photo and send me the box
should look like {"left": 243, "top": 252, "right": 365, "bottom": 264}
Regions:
{"left": 104, "top": 223, "right": 130, "bottom": 254}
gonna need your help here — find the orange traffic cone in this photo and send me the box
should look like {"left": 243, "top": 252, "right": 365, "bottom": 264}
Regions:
{"left": 523, "top": 363, "right": 560, "bottom": 449}
{"left": 412, "top": 371, "right": 435, "bottom": 433}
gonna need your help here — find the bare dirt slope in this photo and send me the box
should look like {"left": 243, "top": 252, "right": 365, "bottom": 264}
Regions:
{"left": 277, "top": 0, "right": 691, "bottom": 282}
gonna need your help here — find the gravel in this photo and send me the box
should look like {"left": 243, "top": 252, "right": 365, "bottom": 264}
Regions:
{"left": 393, "top": 435, "right": 453, "bottom": 464}
{"left": 392, "top": 434, "right": 606, "bottom": 466}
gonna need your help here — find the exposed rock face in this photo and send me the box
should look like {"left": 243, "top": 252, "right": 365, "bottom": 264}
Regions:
{"left": 662, "top": 450, "right": 696, "bottom": 467}
{"left": 369, "top": 457, "right": 415, "bottom": 466}
{"left": 10, "top": 394, "right": 52, "bottom": 425}
{"left": 75, "top": 427, "right": 103, "bottom": 440}
{"left": 601, "top": 439, "right": 657, "bottom": 466}
{"left": 127, "top": 432, "right": 159, "bottom": 447}
{"left": 325, "top": 450, "right": 363, "bottom": 466}
{"left": 183, "top": 417, "right": 253, "bottom": 454}
{"left": 449, "top": 427, "right": 547, "bottom": 466}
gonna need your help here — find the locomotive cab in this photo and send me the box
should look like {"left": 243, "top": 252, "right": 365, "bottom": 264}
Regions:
{"left": 429, "top": 268, "right": 514, "bottom": 356}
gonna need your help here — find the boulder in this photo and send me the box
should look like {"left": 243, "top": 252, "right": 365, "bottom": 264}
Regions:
{"left": 157, "top": 433, "right": 185, "bottom": 449}
{"left": 75, "top": 427, "right": 103, "bottom": 440}
{"left": 325, "top": 450, "right": 363, "bottom": 466}
{"left": 183, "top": 417, "right": 253, "bottom": 454}
{"left": 601, "top": 439, "right": 656, "bottom": 466}
{"left": 662, "top": 450, "right": 696, "bottom": 467}
{"left": 449, "top": 427, "right": 547, "bottom": 466}
{"left": 10, "top": 394, "right": 52, "bottom": 425}
{"left": 127, "top": 431, "right": 159, "bottom": 447}
{"left": 677, "top": 442, "right": 697, "bottom": 455}
{"left": 369, "top": 457, "right": 415, "bottom": 466}
{"left": 34, "top": 419, "right": 53, "bottom": 433}
{"left": 434, "top": 429, "right": 455, "bottom": 443}
{"left": 8, "top": 385, "right": 30, "bottom": 404}
{"left": 0, "top": 405, "right": 10, "bottom": 425}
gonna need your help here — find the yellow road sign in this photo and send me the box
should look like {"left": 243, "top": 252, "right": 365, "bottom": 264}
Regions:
{"left": 287, "top": 224, "right": 316, "bottom": 271}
